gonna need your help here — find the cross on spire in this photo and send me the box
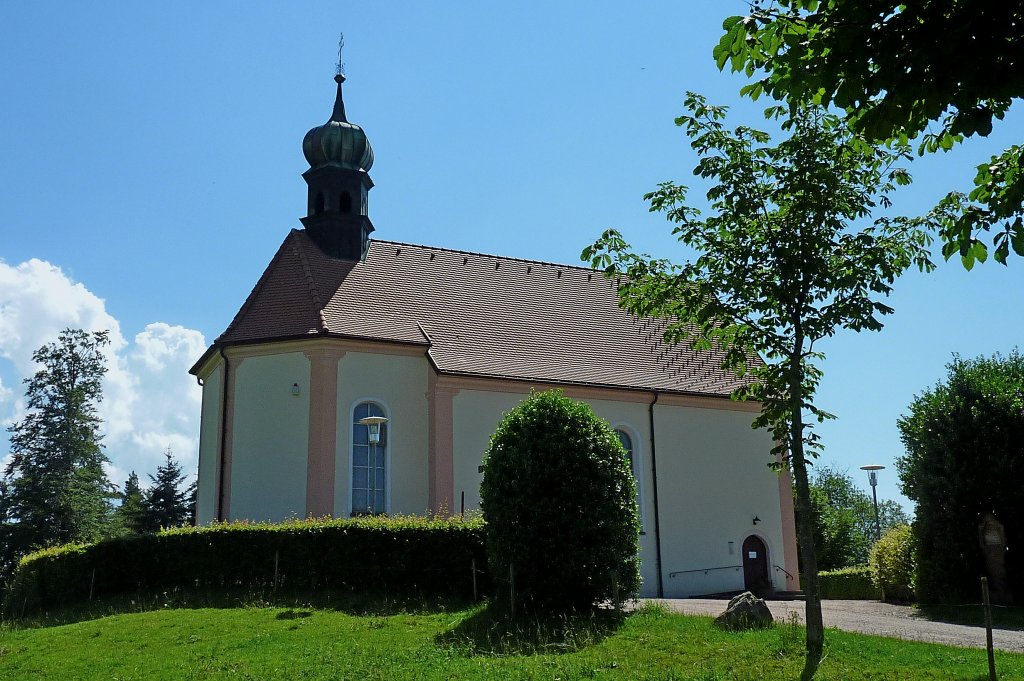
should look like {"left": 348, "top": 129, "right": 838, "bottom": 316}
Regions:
{"left": 335, "top": 33, "right": 345, "bottom": 78}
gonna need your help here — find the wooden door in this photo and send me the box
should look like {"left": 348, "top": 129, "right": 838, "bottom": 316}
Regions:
{"left": 742, "top": 535, "right": 770, "bottom": 595}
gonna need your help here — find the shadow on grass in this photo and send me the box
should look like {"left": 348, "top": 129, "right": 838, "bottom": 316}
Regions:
{"left": 435, "top": 601, "right": 626, "bottom": 657}
{"left": 1, "top": 587, "right": 477, "bottom": 630}
{"left": 915, "top": 602, "right": 1024, "bottom": 631}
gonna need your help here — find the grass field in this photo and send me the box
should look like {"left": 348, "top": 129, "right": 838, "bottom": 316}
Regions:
{"left": 1, "top": 600, "right": 1021, "bottom": 680}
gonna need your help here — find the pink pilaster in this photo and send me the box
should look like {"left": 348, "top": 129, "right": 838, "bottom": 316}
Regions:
{"left": 304, "top": 348, "right": 345, "bottom": 518}
{"left": 428, "top": 372, "right": 459, "bottom": 515}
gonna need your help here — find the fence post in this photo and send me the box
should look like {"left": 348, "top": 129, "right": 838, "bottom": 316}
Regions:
{"left": 273, "top": 550, "right": 280, "bottom": 593}
{"left": 982, "top": 576, "right": 997, "bottom": 681}
{"left": 471, "top": 558, "right": 478, "bottom": 602}
{"left": 89, "top": 568, "right": 96, "bottom": 602}
{"left": 509, "top": 562, "right": 515, "bottom": 620}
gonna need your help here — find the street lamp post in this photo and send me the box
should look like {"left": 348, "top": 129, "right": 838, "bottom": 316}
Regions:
{"left": 860, "top": 464, "right": 886, "bottom": 541}
{"left": 359, "top": 415, "right": 388, "bottom": 515}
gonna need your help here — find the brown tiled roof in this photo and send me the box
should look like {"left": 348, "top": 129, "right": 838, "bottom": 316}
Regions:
{"left": 199, "top": 230, "right": 758, "bottom": 396}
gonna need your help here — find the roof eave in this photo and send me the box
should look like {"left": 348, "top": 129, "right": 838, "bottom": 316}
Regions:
{"left": 189, "top": 331, "right": 431, "bottom": 375}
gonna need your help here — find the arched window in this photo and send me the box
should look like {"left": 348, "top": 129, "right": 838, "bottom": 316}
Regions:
{"left": 314, "top": 192, "right": 325, "bottom": 214}
{"left": 352, "top": 402, "right": 387, "bottom": 515}
{"left": 340, "top": 191, "right": 352, "bottom": 214}
{"left": 616, "top": 429, "right": 634, "bottom": 470}
{"left": 615, "top": 428, "right": 644, "bottom": 527}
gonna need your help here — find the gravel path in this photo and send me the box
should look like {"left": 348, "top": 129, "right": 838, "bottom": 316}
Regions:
{"left": 651, "top": 598, "right": 1024, "bottom": 653}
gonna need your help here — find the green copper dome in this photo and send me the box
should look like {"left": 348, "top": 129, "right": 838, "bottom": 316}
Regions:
{"left": 302, "top": 74, "right": 374, "bottom": 171}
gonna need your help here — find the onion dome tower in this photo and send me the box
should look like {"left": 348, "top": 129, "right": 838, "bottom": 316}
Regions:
{"left": 300, "top": 68, "right": 375, "bottom": 260}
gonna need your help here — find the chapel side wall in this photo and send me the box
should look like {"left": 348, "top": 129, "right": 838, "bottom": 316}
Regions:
{"left": 229, "top": 352, "right": 310, "bottom": 522}
{"left": 196, "top": 363, "right": 222, "bottom": 525}
{"left": 451, "top": 390, "right": 661, "bottom": 595}
{"left": 334, "top": 352, "right": 429, "bottom": 517}
{"left": 654, "top": 403, "right": 785, "bottom": 598}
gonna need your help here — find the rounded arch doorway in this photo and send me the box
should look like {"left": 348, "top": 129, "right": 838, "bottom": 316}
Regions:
{"left": 742, "top": 535, "right": 771, "bottom": 596}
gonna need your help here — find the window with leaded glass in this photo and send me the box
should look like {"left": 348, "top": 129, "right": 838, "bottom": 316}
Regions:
{"left": 352, "top": 402, "right": 387, "bottom": 515}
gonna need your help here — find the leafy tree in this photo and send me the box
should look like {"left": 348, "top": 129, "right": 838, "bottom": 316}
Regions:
{"left": 0, "top": 329, "right": 115, "bottom": 574}
{"left": 142, "top": 449, "right": 194, "bottom": 531}
{"left": 716, "top": 1, "right": 1024, "bottom": 268}
{"left": 584, "top": 95, "right": 933, "bottom": 679}
{"left": 112, "top": 471, "right": 148, "bottom": 536}
{"left": 480, "top": 390, "right": 640, "bottom": 614}
{"left": 897, "top": 351, "right": 1024, "bottom": 603}
{"left": 808, "top": 466, "right": 909, "bottom": 570}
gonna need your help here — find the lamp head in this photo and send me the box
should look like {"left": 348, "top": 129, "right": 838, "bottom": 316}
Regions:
{"left": 359, "top": 415, "right": 388, "bottom": 444}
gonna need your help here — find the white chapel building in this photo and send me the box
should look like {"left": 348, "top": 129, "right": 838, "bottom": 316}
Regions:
{"left": 189, "top": 71, "right": 799, "bottom": 599}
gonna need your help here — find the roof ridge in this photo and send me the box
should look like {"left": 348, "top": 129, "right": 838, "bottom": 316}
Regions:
{"left": 369, "top": 238, "right": 605, "bottom": 274}
{"left": 215, "top": 233, "right": 298, "bottom": 343}
{"left": 291, "top": 231, "right": 328, "bottom": 333}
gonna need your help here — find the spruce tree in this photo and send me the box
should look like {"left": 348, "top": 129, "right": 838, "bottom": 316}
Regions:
{"left": 143, "top": 449, "right": 193, "bottom": 530}
{"left": 1, "top": 329, "right": 115, "bottom": 572}
{"left": 113, "top": 471, "right": 148, "bottom": 536}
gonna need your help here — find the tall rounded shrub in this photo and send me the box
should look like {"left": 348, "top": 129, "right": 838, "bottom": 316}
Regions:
{"left": 869, "top": 524, "right": 916, "bottom": 602}
{"left": 480, "top": 390, "right": 640, "bottom": 612}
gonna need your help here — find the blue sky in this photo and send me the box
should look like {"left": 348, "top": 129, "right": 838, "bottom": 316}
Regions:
{"left": 1, "top": 2, "right": 1021, "bottom": 508}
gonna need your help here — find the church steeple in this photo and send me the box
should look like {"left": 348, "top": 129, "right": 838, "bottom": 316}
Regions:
{"left": 300, "top": 50, "right": 375, "bottom": 261}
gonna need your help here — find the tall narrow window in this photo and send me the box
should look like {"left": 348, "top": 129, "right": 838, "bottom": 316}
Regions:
{"left": 314, "top": 192, "right": 325, "bottom": 214}
{"left": 352, "top": 402, "right": 387, "bottom": 515}
{"left": 616, "top": 429, "right": 634, "bottom": 470}
{"left": 340, "top": 191, "right": 352, "bottom": 214}
{"left": 615, "top": 428, "right": 644, "bottom": 527}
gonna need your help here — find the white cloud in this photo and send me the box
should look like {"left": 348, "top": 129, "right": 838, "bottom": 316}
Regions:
{"left": 0, "top": 259, "right": 205, "bottom": 488}
{"left": 0, "top": 376, "right": 12, "bottom": 408}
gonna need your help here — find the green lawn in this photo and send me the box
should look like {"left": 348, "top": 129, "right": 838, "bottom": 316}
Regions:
{"left": 1, "top": 601, "right": 1021, "bottom": 680}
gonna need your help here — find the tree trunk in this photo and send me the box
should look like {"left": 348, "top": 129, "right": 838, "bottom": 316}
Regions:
{"left": 790, "top": 353, "right": 824, "bottom": 680}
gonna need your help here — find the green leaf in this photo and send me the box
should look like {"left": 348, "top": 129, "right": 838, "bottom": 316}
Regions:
{"left": 1011, "top": 225, "right": 1024, "bottom": 257}
{"left": 971, "top": 241, "right": 988, "bottom": 264}
{"left": 721, "top": 14, "right": 744, "bottom": 31}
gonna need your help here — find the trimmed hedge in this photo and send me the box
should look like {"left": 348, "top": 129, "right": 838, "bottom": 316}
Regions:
{"left": 818, "top": 566, "right": 882, "bottom": 600}
{"left": 3, "top": 515, "right": 487, "bottom": 616}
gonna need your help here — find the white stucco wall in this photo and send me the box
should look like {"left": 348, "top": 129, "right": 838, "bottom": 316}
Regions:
{"left": 452, "top": 390, "right": 522, "bottom": 515}
{"left": 335, "top": 352, "right": 430, "bottom": 517}
{"left": 451, "top": 390, "right": 783, "bottom": 598}
{"left": 654, "top": 404, "right": 783, "bottom": 598}
{"left": 196, "top": 363, "right": 222, "bottom": 525}
{"left": 229, "top": 352, "right": 310, "bottom": 522}
{"left": 199, "top": 338, "right": 785, "bottom": 597}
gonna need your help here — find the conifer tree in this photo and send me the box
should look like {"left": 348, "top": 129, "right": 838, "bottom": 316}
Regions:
{"left": 143, "top": 449, "right": 193, "bottom": 530}
{"left": 113, "top": 471, "right": 148, "bottom": 536}
{"left": 0, "top": 329, "right": 115, "bottom": 573}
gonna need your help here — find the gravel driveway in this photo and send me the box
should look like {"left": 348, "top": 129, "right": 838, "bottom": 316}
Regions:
{"left": 651, "top": 598, "right": 1024, "bottom": 653}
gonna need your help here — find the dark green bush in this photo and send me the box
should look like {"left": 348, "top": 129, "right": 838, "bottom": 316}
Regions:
{"left": 479, "top": 390, "right": 640, "bottom": 613}
{"left": 3, "top": 514, "right": 486, "bottom": 616}
{"left": 818, "top": 566, "right": 881, "bottom": 600}
{"left": 897, "top": 351, "right": 1024, "bottom": 603}
{"left": 870, "top": 524, "right": 916, "bottom": 602}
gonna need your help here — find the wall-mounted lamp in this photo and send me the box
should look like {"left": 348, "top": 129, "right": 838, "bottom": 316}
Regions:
{"left": 291, "top": 383, "right": 301, "bottom": 396}
{"left": 752, "top": 515, "right": 761, "bottom": 526}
